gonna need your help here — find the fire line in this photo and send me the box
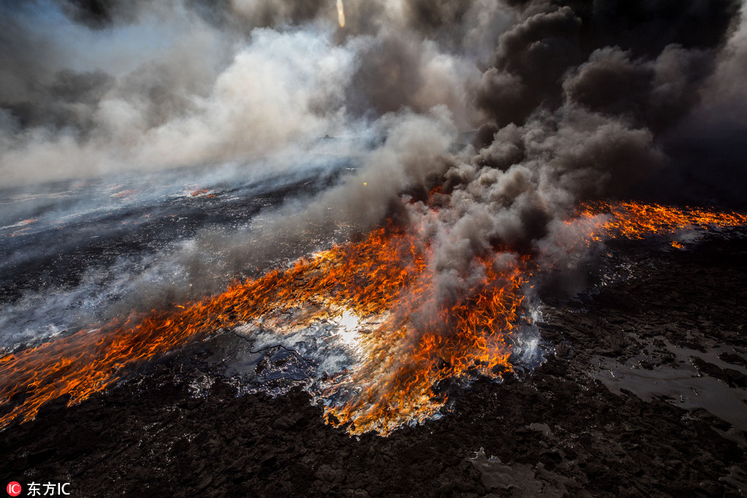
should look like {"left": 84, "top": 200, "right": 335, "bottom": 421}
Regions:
{"left": 1, "top": 201, "right": 746, "bottom": 435}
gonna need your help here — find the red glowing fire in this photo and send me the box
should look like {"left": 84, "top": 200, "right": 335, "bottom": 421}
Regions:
{"left": 1, "top": 201, "right": 746, "bottom": 434}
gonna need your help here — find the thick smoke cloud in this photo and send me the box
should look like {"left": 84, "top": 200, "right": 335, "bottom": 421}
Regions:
{"left": 1, "top": 0, "right": 746, "bottom": 342}
{"left": 0, "top": 23, "right": 355, "bottom": 185}
{"left": 474, "top": 0, "right": 740, "bottom": 130}
{"left": 654, "top": 15, "right": 747, "bottom": 207}
{"left": 402, "top": 0, "right": 742, "bottom": 308}
{"left": 0, "top": 0, "right": 486, "bottom": 187}
{"left": 345, "top": 30, "right": 480, "bottom": 128}
{"left": 464, "top": 0, "right": 743, "bottom": 225}
{"left": 563, "top": 45, "right": 713, "bottom": 133}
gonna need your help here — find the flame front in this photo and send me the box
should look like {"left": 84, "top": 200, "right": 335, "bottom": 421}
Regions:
{"left": 1, "top": 201, "right": 746, "bottom": 434}
{"left": 0, "top": 222, "right": 526, "bottom": 435}
{"left": 578, "top": 201, "right": 747, "bottom": 239}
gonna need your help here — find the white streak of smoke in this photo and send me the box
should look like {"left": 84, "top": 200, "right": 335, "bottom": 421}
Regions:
{"left": 0, "top": 28, "right": 354, "bottom": 186}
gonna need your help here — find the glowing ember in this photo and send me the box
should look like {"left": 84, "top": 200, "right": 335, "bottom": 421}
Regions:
{"left": 1, "top": 201, "right": 746, "bottom": 435}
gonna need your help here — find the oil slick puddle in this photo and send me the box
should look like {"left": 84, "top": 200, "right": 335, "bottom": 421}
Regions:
{"left": 591, "top": 335, "right": 747, "bottom": 431}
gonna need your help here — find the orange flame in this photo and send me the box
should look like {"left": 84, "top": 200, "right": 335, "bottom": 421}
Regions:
{"left": 1, "top": 201, "right": 746, "bottom": 434}
{"left": 0, "top": 223, "right": 526, "bottom": 434}
{"left": 578, "top": 200, "right": 747, "bottom": 239}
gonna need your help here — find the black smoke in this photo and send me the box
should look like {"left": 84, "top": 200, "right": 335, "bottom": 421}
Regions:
{"left": 466, "top": 0, "right": 745, "bottom": 220}
{"left": 475, "top": 0, "right": 740, "bottom": 130}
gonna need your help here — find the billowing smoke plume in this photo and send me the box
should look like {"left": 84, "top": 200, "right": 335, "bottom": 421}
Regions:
{"left": 1, "top": 0, "right": 745, "bottom": 343}
{"left": 468, "top": 0, "right": 744, "bottom": 207}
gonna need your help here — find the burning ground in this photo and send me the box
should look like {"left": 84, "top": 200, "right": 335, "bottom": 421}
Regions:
{"left": 2, "top": 199, "right": 747, "bottom": 438}
{"left": 2, "top": 0, "right": 747, "bottom": 496}
{"left": 1, "top": 216, "right": 747, "bottom": 497}
{"left": 2, "top": 190, "right": 747, "bottom": 496}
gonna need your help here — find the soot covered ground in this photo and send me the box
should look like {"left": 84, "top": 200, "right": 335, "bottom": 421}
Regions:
{"left": 1, "top": 234, "right": 746, "bottom": 498}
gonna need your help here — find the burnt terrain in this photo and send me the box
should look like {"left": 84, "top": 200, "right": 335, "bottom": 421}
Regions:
{"left": 1, "top": 231, "right": 746, "bottom": 497}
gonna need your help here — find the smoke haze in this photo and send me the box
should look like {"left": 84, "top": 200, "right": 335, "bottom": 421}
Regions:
{"left": 1, "top": 0, "right": 746, "bottom": 345}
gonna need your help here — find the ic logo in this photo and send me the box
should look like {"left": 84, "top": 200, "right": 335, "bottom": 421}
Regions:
{"left": 6, "top": 482, "right": 22, "bottom": 497}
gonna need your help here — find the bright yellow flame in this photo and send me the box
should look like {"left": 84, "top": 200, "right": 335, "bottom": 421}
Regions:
{"left": 337, "top": 0, "right": 345, "bottom": 27}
